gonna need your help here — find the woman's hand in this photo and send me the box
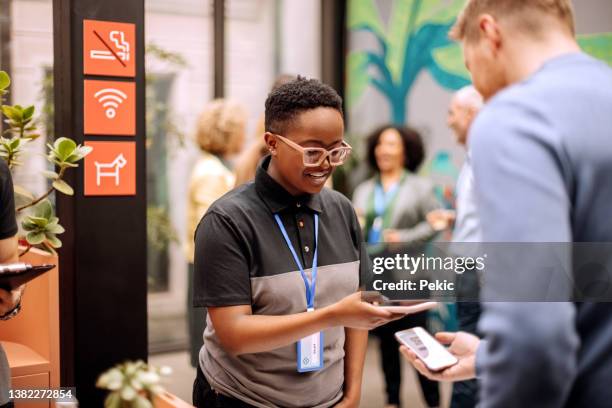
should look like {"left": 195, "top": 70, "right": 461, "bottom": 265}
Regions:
{"left": 426, "top": 209, "right": 456, "bottom": 231}
{"left": 328, "top": 292, "right": 403, "bottom": 330}
{"left": 383, "top": 229, "right": 402, "bottom": 243}
{"left": 0, "top": 285, "right": 24, "bottom": 316}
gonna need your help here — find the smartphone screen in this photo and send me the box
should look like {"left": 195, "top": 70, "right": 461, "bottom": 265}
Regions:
{"left": 395, "top": 327, "right": 458, "bottom": 371}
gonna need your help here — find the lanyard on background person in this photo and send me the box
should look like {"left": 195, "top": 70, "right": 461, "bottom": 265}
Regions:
{"left": 367, "top": 172, "right": 406, "bottom": 244}
{"left": 274, "top": 213, "right": 323, "bottom": 372}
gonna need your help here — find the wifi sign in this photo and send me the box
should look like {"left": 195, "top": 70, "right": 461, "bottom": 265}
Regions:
{"left": 95, "top": 88, "right": 128, "bottom": 119}
{"left": 84, "top": 79, "right": 135, "bottom": 136}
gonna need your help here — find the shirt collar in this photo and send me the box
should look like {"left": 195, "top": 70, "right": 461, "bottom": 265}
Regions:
{"left": 255, "top": 155, "right": 323, "bottom": 214}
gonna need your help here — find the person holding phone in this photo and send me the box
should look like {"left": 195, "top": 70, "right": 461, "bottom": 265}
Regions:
{"left": 0, "top": 159, "right": 21, "bottom": 408}
{"left": 191, "top": 77, "right": 400, "bottom": 408}
{"left": 402, "top": 1, "right": 612, "bottom": 407}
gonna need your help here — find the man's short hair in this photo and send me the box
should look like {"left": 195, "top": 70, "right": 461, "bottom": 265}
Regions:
{"left": 450, "top": 0, "right": 575, "bottom": 42}
{"left": 265, "top": 76, "right": 343, "bottom": 135}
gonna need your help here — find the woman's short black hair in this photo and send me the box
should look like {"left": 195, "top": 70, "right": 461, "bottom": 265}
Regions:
{"left": 265, "top": 76, "right": 343, "bottom": 135}
{"left": 366, "top": 125, "right": 425, "bottom": 173}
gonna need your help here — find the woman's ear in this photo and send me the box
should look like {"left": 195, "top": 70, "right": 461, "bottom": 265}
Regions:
{"left": 264, "top": 132, "right": 277, "bottom": 155}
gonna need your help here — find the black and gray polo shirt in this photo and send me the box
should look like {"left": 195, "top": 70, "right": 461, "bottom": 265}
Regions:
{"left": 194, "top": 155, "right": 362, "bottom": 408}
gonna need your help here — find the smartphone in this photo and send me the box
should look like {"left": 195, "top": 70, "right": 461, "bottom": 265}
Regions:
{"left": 395, "top": 327, "right": 458, "bottom": 371}
{"left": 361, "top": 291, "right": 437, "bottom": 314}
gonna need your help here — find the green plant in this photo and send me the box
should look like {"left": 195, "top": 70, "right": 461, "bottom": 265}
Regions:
{"left": 0, "top": 70, "right": 91, "bottom": 255}
{"left": 96, "top": 360, "right": 171, "bottom": 408}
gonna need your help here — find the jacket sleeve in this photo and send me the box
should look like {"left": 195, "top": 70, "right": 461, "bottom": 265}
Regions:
{"left": 470, "top": 101, "right": 578, "bottom": 408}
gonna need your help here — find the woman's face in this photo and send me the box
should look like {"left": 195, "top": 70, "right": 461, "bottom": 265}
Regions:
{"left": 374, "top": 128, "right": 405, "bottom": 173}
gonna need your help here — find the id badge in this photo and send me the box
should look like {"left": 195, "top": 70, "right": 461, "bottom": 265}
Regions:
{"left": 297, "top": 308, "right": 324, "bottom": 372}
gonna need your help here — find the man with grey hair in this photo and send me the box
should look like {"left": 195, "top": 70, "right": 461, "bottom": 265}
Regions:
{"left": 447, "top": 85, "right": 483, "bottom": 244}
{"left": 448, "top": 85, "right": 483, "bottom": 408}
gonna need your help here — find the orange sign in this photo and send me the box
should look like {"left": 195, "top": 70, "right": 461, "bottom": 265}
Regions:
{"left": 84, "top": 141, "right": 136, "bottom": 196}
{"left": 83, "top": 19, "right": 136, "bottom": 77}
{"left": 84, "top": 79, "right": 135, "bottom": 136}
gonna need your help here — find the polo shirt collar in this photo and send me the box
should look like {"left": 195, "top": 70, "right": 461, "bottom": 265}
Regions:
{"left": 255, "top": 155, "right": 323, "bottom": 214}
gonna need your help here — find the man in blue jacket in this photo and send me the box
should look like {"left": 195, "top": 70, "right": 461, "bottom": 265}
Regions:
{"left": 402, "top": 1, "right": 612, "bottom": 407}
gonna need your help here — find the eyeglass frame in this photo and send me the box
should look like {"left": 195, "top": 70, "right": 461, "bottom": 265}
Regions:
{"left": 270, "top": 133, "right": 352, "bottom": 167}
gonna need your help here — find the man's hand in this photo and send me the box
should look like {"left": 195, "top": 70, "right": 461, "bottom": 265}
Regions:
{"left": 0, "top": 285, "right": 23, "bottom": 316}
{"left": 328, "top": 292, "right": 404, "bottom": 330}
{"left": 400, "top": 331, "right": 480, "bottom": 382}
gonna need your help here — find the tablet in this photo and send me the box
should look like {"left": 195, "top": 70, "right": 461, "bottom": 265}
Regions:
{"left": 0, "top": 263, "right": 55, "bottom": 291}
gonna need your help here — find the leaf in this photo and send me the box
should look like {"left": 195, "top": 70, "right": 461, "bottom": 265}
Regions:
{"left": 414, "top": 0, "right": 465, "bottom": 28}
{"left": 346, "top": 51, "right": 371, "bottom": 108}
{"left": 430, "top": 42, "right": 471, "bottom": 83}
{"left": 578, "top": 33, "right": 612, "bottom": 67}
{"left": 13, "top": 184, "right": 34, "bottom": 200}
{"left": 104, "top": 392, "right": 121, "bottom": 408}
{"left": 21, "top": 218, "right": 37, "bottom": 230}
{"left": 0, "top": 71, "right": 9, "bottom": 90}
{"left": 26, "top": 216, "right": 49, "bottom": 228}
{"left": 347, "top": 0, "right": 385, "bottom": 38}
{"left": 386, "top": 0, "right": 415, "bottom": 82}
{"left": 45, "top": 234, "right": 62, "bottom": 248}
{"left": 133, "top": 395, "right": 153, "bottom": 408}
{"left": 53, "top": 137, "right": 77, "bottom": 161}
{"left": 22, "top": 105, "right": 35, "bottom": 119}
{"left": 34, "top": 200, "right": 54, "bottom": 220}
{"left": 26, "top": 231, "right": 46, "bottom": 245}
{"left": 1, "top": 105, "right": 21, "bottom": 121}
{"left": 53, "top": 179, "right": 74, "bottom": 195}
{"left": 45, "top": 222, "right": 65, "bottom": 235}
{"left": 42, "top": 170, "right": 59, "bottom": 179}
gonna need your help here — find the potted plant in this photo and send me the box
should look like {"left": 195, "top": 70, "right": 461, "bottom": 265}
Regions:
{"left": 96, "top": 360, "right": 172, "bottom": 408}
{"left": 0, "top": 70, "right": 91, "bottom": 256}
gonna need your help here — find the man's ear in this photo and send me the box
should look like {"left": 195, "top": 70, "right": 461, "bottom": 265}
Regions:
{"left": 479, "top": 14, "right": 502, "bottom": 54}
{"left": 264, "top": 132, "right": 277, "bottom": 155}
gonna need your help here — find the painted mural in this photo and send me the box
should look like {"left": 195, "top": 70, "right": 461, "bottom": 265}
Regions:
{"left": 347, "top": 0, "right": 612, "bottom": 126}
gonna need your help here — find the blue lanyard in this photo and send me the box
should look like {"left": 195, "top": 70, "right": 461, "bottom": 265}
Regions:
{"left": 367, "top": 181, "right": 400, "bottom": 244}
{"left": 374, "top": 181, "right": 400, "bottom": 217}
{"left": 274, "top": 213, "right": 319, "bottom": 310}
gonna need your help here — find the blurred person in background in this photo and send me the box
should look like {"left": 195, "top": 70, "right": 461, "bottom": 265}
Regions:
{"left": 446, "top": 85, "right": 484, "bottom": 408}
{"left": 0, "top": 159, "right": 22, "bottom": 408}
{"left": 353, "top": 125, "right": 450, "bottom": 408}
{"left": 185, "top": 99, "right": 247, "bottom": 367}
{"left": 234, "top": 74, "right": 296, "bottom": 187}
{"left": 402, "top": 1, "right": 612, "bottom": 407}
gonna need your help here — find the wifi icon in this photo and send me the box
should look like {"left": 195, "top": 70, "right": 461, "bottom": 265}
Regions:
{"left": 85, "top": 80, "right": 135, "bottom": 135}
{"left": 94, "top": 88, "right": 128, "bottom": 119}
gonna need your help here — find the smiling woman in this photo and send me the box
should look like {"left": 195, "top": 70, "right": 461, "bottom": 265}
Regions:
{"left": 191, "top": 77, "right": 400, "bottom": 408}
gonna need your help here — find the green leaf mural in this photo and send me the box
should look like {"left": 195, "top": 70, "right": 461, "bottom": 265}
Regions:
{"left": 347, "top": 0, "right": 612, "bottom": 124}
{"left": 347, "top": 0, "right": 470, "bottom": 124}
{"left": 578, "top": 33, "right": 612, "bottom": 67}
